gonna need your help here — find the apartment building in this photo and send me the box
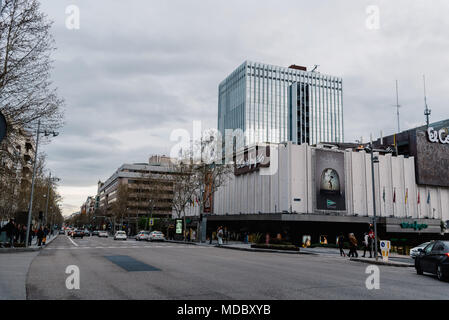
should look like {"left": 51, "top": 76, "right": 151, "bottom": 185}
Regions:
{"left": 97, "top": 155, "right": 176, "bottom": 231}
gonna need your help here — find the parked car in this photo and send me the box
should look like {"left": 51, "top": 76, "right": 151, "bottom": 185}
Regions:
{"left": 135, "top": 231, "right": 150, "bottom": 241}
{"left": 92, "top": 230, "right": 99, "bottom": 236}
{"left": 83, "top": 230, "right": 90, "bottom": 236}
{"left": 410, "top": 242, "right": 431, "bottom": 259}
{"left": 72, "top": 229, "right": 84, "bottom": 238}
{"left": 59, "top": 229, "right": 65, "bottom": 235}
{"left": 114, "top": 231, "right": 127, "bottom": 241}
{"left": 415, "top": 240, "right": 449, "bottom": 281}
{"left": 148, "top": 231, "right": 165, "bottom": 242}
{"left": 98, "top": 231, "right": 108, "bottom": 238}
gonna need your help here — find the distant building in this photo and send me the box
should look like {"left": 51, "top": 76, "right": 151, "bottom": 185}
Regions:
{"left": 97, "top": 155, "right": 176, "bottom": 233}
{"left": 218, "top": 61, "right": 344, "bottom": 152}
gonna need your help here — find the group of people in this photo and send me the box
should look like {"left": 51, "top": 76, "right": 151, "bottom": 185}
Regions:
{"left": 0, "top": 219, "right": 51, "bottom": 248}
{"left": 337, "top": 229, "right": 382, "bottom": 258}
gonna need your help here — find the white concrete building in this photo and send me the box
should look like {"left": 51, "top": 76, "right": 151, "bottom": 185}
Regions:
{"left": 213, "top": 142, "right": 449, "bottom": 222}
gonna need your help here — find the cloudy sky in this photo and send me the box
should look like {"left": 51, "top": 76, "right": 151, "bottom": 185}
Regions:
{"left": 38, "top": 0, "right": 449, "bottom": 216}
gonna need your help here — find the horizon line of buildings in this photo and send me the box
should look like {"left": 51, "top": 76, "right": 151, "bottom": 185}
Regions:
{"left": 71, "top": 60, "right": 449, "bottom": 248}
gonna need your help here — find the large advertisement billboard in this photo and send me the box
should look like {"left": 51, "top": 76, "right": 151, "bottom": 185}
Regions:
{"left": 315, "top": 149, "right": 346, "bottom": 211}
{"left": 416, "top": 128, "right": 449, "bottom": 187}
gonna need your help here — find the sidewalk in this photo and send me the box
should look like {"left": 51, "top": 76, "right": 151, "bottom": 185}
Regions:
{"left": 0, "top": 234, "right": 59, "bottom": 253}
{"left": 0, "top": 251, "right": 40, "bottom": 299}
{"left": 350, "top": 257, "right": 414, "bottom": 267}
{"left": 195, "top": 241, "right": 309, "bottom": 254}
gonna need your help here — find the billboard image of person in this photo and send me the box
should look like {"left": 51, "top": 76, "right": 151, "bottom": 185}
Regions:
{"left": 315, "top": 149, "right": 346, "bottom": 211}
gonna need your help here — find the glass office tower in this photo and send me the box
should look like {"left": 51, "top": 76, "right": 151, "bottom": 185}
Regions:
{"left": 218, "top": 61, "right": 343, "bottom": 147}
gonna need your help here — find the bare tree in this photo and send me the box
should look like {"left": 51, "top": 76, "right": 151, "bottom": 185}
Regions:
{"left": 0, "top": 0, "right": 64, "bottom": 136}
{"left": 191, "top": 131, "right": 232, "bottom": 218}
{"left": 110, "top": 183, "right": 129, "bottom": 232}
{"left": 0, "top": 0, "right": 64, "bottom": 223}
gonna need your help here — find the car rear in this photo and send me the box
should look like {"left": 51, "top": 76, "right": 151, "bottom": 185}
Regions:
{"left": 149, "top": 231, "right": 165, "bottom": 242}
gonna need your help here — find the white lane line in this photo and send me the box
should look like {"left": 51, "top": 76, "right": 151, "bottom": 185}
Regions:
{"left": 67, "top": 236, "right": 79, "bottom": 247}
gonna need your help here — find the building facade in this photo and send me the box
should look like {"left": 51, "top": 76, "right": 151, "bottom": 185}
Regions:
{"left": 218, "top": 61, "right": 344, "bottom": 150}
{"left": 200, "top": 140, "right": 448, "bottom": 247}
{"left": 97, "top": 155, "right": 176, "bottom": 233}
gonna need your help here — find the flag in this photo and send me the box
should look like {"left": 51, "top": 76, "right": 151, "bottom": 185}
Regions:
{"left": 417, "top": 191, "right": 420, "bottom": 204}
{"left": 427, "top": 191, "right": 431, "bottom": 204}
{"left": 405, "top": 188, "right": 408, "bottom": 205}
{"left": 382, "top": 187, "right": 385, "bottom": 203}
{"left": 393, "top": 188, "right": 396, "bottom": 203}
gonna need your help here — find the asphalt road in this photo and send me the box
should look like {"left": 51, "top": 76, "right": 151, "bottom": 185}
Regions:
{"left": 26, "top": 235, "right": 449, "bottom": 300}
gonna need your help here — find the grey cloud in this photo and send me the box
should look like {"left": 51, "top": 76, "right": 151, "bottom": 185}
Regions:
{"left": 36, "top": 0, "right": 449, "bottom": 214}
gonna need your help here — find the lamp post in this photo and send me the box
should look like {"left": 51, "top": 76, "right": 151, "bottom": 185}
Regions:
{"left": 365, "top": 141, "right": 394, "bottom": 260}
{"left": 44, "top": 172, "right": 60, "bottom": 227}
{"left": 25, "top": 120, "right": 59, "bottom": 247}
{"left": 369, "top": 143, "right": 380, "bottom": 261}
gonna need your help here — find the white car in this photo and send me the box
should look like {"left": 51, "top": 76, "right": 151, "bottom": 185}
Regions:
{"left": 135, "top": 231, "right": 150, "bottom": 241}
{"left": 410, "top": 241, "right": 432, "bottom": 259}
{"left": 148, "top": 231, "right": 165, "bottom": 242}
{"left": 98, "top": 231, "right": 108, "bottom": 238}
{"left": 114, "top": 231, "right": 127, "bottom": 240}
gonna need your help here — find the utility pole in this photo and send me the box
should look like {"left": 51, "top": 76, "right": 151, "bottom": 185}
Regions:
{"left": 25, "top": 120, "right": 41, "bottom": 247}
{"left": 423, "top": 75, "right": 431, "bottom": 128}
{"left": 25, "top": 121, "right": 59, "bottom": 247}
{"left": 369, "top": 139, "right": 379, "bottom": 261}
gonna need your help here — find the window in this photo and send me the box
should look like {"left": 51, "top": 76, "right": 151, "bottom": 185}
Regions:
{"left": 424, "top": 242, "right": 435, "bottom": 254}
{"left": 431, "top": 242, "right": 445, "bottom": 253}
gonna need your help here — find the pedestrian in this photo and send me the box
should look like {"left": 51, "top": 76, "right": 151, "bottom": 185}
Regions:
{"left": 42, "top": 226, "right": 49, "bottom": 245}
{"left": 362, "top": 232, "right": 372, "bottom": 258}
{"left": 4, "top": 219, "right": 16, "bottom": 248}
{"left": 191, "top": 230, "right": 196, "bottom": 242}
{"left": 15, "top": 224, "right": 21, "bottom": 243}
{"left": 337, "top": 233, "right": 346, "bottom": 257}
{"left": 348, "top": 233, "right": 358, "bottom": 257}
{"left": 217, "top": 226, "right": 223, "bottom": 246}
{"left": 224, "top": 227, "right": 228, "bottom": 244}
{"left": 28, "top": 226, "right": 34, "bottom": 246}
{"left": 37, "top": 227, "right": 44, "bottom": 247}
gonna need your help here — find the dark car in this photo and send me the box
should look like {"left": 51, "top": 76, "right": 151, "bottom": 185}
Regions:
{"left": 415, "top": 240, "right": 449, "bottom": 281}
{"left": 72, "top": 229, "right": 84, "bottom": 239}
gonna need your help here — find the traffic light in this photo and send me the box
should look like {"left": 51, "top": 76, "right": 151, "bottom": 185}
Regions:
{"left": 39, "top": 211, "right": 43, "bottom": 220}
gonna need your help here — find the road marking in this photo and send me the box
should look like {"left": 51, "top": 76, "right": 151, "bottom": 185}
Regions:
{"left": 67, "top": 236, "right": 79, "bottom": 247}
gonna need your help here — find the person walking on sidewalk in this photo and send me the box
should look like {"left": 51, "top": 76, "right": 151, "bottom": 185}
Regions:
{"left": 217, "top": 226, "right": 223, "bottom": 246}
{"left": 28, "top": 226, "right": 34, "bottom": 246}
{"left": 43, "top": 226, "right": 49, "bottom": 245}
{"left": 37, "top": 227, "right": 44, "bottom": 247}
{"left": 337, "top": 233, "right": 346, "bottom": 257}
{"left": 362, "top": 232, "right": 372, "bottom": 258}
{"left": 4, "top": 219, "right": 16, "bottom": 248}
{"left": 348, "top": 233, "right": 358, "bottom": 257}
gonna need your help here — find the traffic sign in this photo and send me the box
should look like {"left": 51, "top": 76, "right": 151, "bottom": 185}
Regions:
{"left": 149, "top": 218, "right": 154, "bottom": 226}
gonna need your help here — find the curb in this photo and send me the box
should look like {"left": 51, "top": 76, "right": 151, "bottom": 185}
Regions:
{"left": 165, "top": 240, "right": 198, "bottom": 245}
{"left": 216, "top": 245, "right": 317, "bottom": 255}
{"left": 0, "top": 234, "right": 59, "bottom": 253}
{"left": 350, "top": 257, "right": 413, "bottom": 267}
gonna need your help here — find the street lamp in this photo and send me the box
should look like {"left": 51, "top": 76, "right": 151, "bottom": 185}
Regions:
{"left": 364, "top": 142, "right": 393, "bottom": 261}
{"left": 44, "top": 172, "right": 60, "bottom": 227}
{"left": 25, "top": 120, "right": 59, "bottom": 247}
